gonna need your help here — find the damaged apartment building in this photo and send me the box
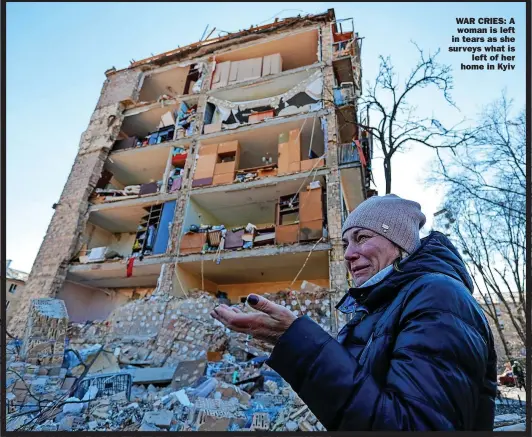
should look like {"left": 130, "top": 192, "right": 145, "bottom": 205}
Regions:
{"left": 9, "top": 8, "right": 372, "bottom": 337}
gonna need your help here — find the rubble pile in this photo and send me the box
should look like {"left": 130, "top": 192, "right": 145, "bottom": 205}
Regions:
{"left": 6, "top": 284, "right": 334, "bottom": 432}
{"left": 6, "top": 283, "right": 522, "bottom": 431}
{"left": 6, "top": 350, "right": 326, "bottom": 431}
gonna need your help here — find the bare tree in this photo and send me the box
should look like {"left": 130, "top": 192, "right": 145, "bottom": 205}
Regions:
{"left": 328, "top": 42, "right": 476, "bottom": 194}
{"left": 432, "top": 93, "right": 526, "bottom": 361}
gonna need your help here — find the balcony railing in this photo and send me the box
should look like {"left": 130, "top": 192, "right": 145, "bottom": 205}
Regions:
{"left": 338, "top": 142, "right": 360, "bottom": 165}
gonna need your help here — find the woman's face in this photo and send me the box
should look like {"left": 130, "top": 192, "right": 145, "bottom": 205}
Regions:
{"left": 343, "top": 227, "right": 400, "bottom": 287}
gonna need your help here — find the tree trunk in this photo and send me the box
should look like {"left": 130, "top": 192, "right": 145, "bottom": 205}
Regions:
{"left": 384, "top": 157, "right": 392, "bottom": 194}
{"left": 495, "top": 325, "right": 512, "bottom": 362}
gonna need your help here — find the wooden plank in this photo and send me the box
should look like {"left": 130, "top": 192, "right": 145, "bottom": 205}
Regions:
{"left": 300, "top": 188, "right": 323, "bottom": 222}
{"left": 275, "top": 224, "right": 299, "bottom": 244}
{"left": 199, "top": 143, "right": 218, "bottom": 156}
{"left": 277, "top": 142, "right": 290, "bottom": 175}
{"left": 194, "top": 154, "right": 217, "bottom": 180}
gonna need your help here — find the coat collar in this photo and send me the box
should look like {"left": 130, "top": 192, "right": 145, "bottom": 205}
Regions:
{"left": 335, "top": 264, "right": 395, "bottom": 314}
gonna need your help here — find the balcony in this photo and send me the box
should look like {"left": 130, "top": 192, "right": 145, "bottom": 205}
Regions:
{"left": 209, "top": 28, "right": 320, "bottom": 92}
{"left": 193, "top": 113, "right": 326, "bottom": 189}
{"left": 338, "top": 142, "right": 361, "bottom": 165}
{"left": 339, "top": 138, "right": 373, "bottom": 212}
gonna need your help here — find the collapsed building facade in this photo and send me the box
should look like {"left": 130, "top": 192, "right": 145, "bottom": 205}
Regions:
{"left": 9, "top": 8, "right": 371, "bottom": 335}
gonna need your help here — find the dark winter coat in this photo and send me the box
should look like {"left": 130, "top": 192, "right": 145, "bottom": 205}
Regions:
{"left": 267, "top": 232, "right": 497, "bottom": 431}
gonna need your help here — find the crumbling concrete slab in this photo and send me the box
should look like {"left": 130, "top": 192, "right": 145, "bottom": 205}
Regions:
{"left": 142, "top": 410, "right": 174, "bottom": 428}
{"left": 123, "top": 366, "right": 176, "bottom": 385}
{"left": 171, "top": 359, "right": 207, "bottom": 390}
{"left": 87, "top": 350, "right": 120, "bottom": 375}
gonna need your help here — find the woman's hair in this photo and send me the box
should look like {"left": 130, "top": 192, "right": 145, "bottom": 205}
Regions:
{"left": 392, "top": 248, "right": 408, "bottom": 273}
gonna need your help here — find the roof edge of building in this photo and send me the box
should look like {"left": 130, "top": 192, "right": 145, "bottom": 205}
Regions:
{"left": 105, "top": 8, "right": 335, "bottom": 77}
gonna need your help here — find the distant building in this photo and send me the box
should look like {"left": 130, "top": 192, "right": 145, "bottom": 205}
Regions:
{"left": 5, "top": 260, "right": 29, "bottom": 324}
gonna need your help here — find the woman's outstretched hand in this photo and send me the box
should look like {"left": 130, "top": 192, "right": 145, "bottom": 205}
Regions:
{"left": 210, "top": 294, "right": 297, "bottom": 345}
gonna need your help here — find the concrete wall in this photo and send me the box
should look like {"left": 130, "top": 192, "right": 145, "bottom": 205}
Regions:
{"left": 182, "top": 198, "right": 220, "bottom": 232}
{"left": 9, "top": 81, "right": 136, "bottom": 335}
{"left": 319, "top": 23, "right": 349, "bottom": 333}
{"left": 56, "top": 281, "right": 131, "bottom": 323}
{"left": 85, "top": 223, "right": 111, "bottom": 248}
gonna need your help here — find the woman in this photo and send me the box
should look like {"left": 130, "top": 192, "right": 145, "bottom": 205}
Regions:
{"left": 211, "top": 194, "right": 497, "bottom": 430}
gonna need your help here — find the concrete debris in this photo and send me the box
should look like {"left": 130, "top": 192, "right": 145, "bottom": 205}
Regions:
{"left": 143, "top": 409, "right": 174, "bottom": 428}
{"left": 285, "top": 420, "right": 299, "bottom": 431}
{"left": 139, "top": 422, "right": 161, "bottom": 431}
{"left": 21, "top": 298, "right": 68, "bottom": 367}
{"left": 494, "top": 413, "right": 521, "bottom": 423}
{"left": 9, "top": 288, "right": 510, "bottom": 431}
{"left": 63, "top": 398, "right": 83, "bottom": 415}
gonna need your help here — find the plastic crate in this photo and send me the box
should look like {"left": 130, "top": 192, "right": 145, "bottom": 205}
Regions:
{"left": 75, "top": 372, "right": 131, "bottom": 401}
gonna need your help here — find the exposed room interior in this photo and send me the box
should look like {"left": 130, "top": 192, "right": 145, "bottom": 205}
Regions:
{"left": 139, "top": 64, "right": 201, "bottom": 102}
{"left": 209, "top": 66, "right": 321, "bottom": 102}
{"left": 102, "top": 145, "right": 171, "bottom": 189}
{"left": 184, "top": 175, "right": 327, "bottom": 230}
{"left": 193, "top": 115, "right": 326, "bottom": 189}
{"left": 67, "top": 261, "right": 163, "bottom": 289}
{"left": 173, "top": 248, "right": 330, "bottom": 303}
{"left": 181, "top": 173, "right": 327, "bottom": 256}
{"left": 114, "top": 98, "right": 199, "bottom": 153}
{"left": 77, "top": 199, "right": 177, "bottom": 263}
{"left": 120, "top": 103, "right": 182, "bottom": 139}
{"left": 214, "top": 28, "right": 319, "bottom": 74}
